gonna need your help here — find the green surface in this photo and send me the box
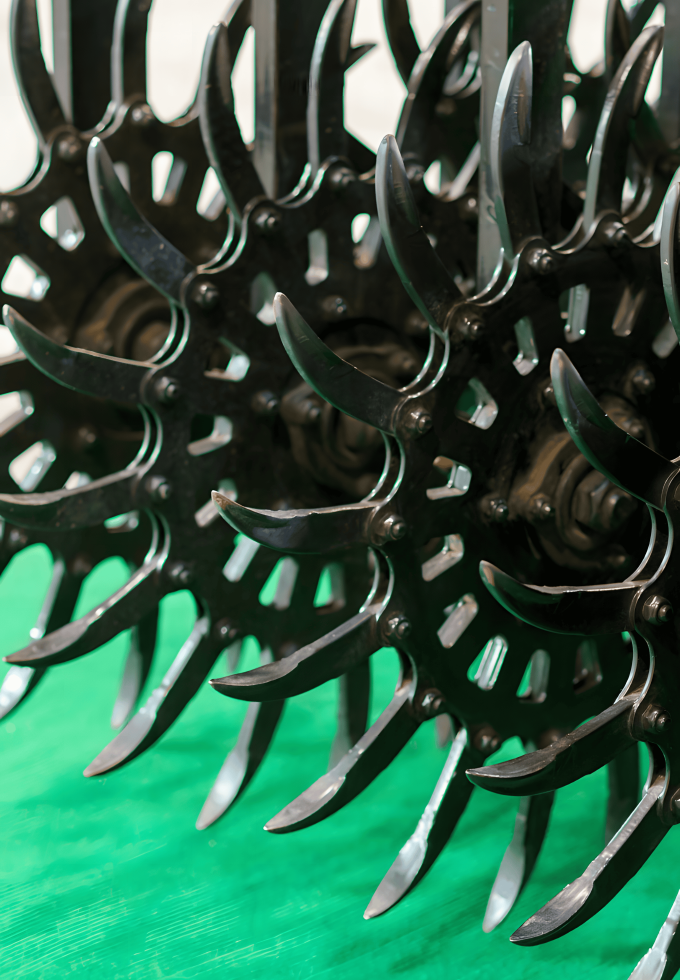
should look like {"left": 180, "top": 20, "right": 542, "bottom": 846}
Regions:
{"left": 1, "top": 546, "right": 676, "bottom": 979}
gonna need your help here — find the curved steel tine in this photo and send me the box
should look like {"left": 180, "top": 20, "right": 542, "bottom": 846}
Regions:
{"left": 85, "top": 617, "right": 219, "bottom": 776}
{"left": 551, "top": 349, "right": 677, "bottom": 509}
{"left": 4, "top": 556, "right": 163, "bottom": 666}
{"left": 198, "top": 22, "right": 265, "bottom": 223}
{"left": 307, "top": 0, "right": 365, "bottom": 174}
{"left": 211, "top": 604, "right": 380, "bottom": 701}
{"left": 196, "top": 699, "right": 285, "bottom": 829}
{"left": 265, "top": 676, "right": 419, "bottom": 833}
{"left": 376, "top": 136, "right": 460, "bottom": 330}
{"left": 0, "top": 468, "right": 142, "bottom": 532}
{"left": 328, "top": 660, "right": 370, "bottom": 770}
{"left": 466, "top": 698, "right": 636, "bottom": 796}
{"left": 512, "top": 775, "right": 668, "bottom": 945}
{"left": 583, "top": 25, "right": 664, "bottom": 230}
{"left": 629, "top": 888, "right": 680, "bottom": 980}
{"left": 87, "top": 139, "right": 195, "bottom": 303}
{"left": 274, "top": 293, "right": 403, "bottom": 432}
{"left": 364, "top": 729, "right": 475, "bottom": 918}
{"left": 3, "top": 306, "right": 150, "bottom": 401}
{"left": 0, "top": 555, "right": 85, "bottom": 719}
{"left": 212, "top": 491, "right": 375, "bottom": 553}
{"left": 0, "top": 665, "right": 44, "bottom": 720}
{"left": 224, "top": 0, "right": 251, "bottom": 54}
{"left": 483, "top": 792, "right": 555, "bottom": 932}
{"left": 11, "top": 0, "right": 66, "bottom": 147}
{"left": 396, "top": 1, "right": 479, "bottom": 157}
{"left": 479, "top": 560, "right": 638, "bottom": 636}
{"left": 490, "top": 41, "right": 541, "bottom": 255}
{"left": 381, "top": 0, "right": 420, "bottom": 84}
{"left": 110, "top": 0, "right": 150, "bottom": 106}
{"left": 659, "top": 168, "right": 680, "bottom": 339}
{"left": 606, "top": 743, "right": 640, "bottom": 843}
{"left": 111, "top": 605, "right": 158, "bottom": 729}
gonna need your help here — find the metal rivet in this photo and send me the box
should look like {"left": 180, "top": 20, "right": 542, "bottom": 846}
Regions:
{"left": 603, "top": 221, "right": 630, "bottom": 247}
{"left": 528, "top": 494, "right": 554, "bottom": 522}
{"left": 0, "top": 200, "right": 19, "bottom": 228}
{"left": 419, "top": 690, "right": 444, "bottom": 717}
{"left": 454, "top": 309, "right": 484, "bottom": 340}
{"left": 385, "top": 614, "right": 411, "bottom": 640}
{"left": 321, "top": 295, "right": 348, "bottom": 319}
{"left": 192, "top": 281, "right": 219, "bottom": 311}
{"left": 146, "top": 475, "right": 172, "bottom": 502}
{"left": 403, "top": 408, "right": 432, "bottom": 437}
{"left": 631, "top": 367, "right": 655, "bottom": 395}
{"left": 254, "top": 208, "right": 282, "bottom": 234}
{"left": 528, "top": 247, "right": 556, "bottom": 274}
{"left": 131, "top": 103, "right": 155, "bottom": 127}
{"left": 642, "top": 594, "right": 673, "bottom": 625}
{"left": 167, "top": 561, "right": 192, "bottom": 585}
{"left": 214, "top": 619, "right": 238, "bottom": 643}
{"left": 251, "top": 390, "right": 280, "bottom": 417}
{"left": 154, "top": 375, "right": 181, "bottom": 403}
{"left": 57, "top": 134, "right": 82, "bottom": 162}
{"left": 484, "top": 497, "right": 509, "bottom": 524}
{"left": 641, "top": 705, "right": 671, "bottom": 734}
{"left": 329, "top": 166, "right": 356, "bottom": 190}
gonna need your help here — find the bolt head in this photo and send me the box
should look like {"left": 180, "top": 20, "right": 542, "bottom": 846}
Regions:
{"left": 131, "top": 103, "right": 155, "bottom": 127}
{"left": 454, "top": 310, "right": 483, "bottom": 340}
{"left": 405, "top": 162, "right": 425, "bottom": 183}
{"left": 603, "top": 220, "right": 630, "bottom": 247}
{"left": 381, "top": 515, "right": 407, "bottom": 542}
{"left": 403, "top": 408, "right": 432, "bottom": 437}
{"left": 56, "top": 134, "right": 82, "bottom": 162}
{"left": 386, "top": 614, "right": 411, "bottom": 640}
{"left": 631, "top": 367, "right": 655, "bottom": 395}
{"left": 528, "top": 247, "right": 556, "bottom": 274}
{"left": 154, "top": 375, "right": 181, "bottom": 404}
{"left": 321, "top": 295, "right": 348, "bottom": 320}
{"left": 329, "top": 165, "right": 356, "bottom": 190}
{"left": 642, "top": 594, "right": 673, "bottom": 625}
{"left": 214, "top": 618, "right": 238, "bottom": 643}
{"left": 7, "top": 528, "right": 27, "bottom": 550}
{"left": 486, "top": 497, "right": 509, "bottom": 523}
{"left": 146, "top": 476, "right": 172, "bottom": 502}
{"left": 252, "top": 390, "right": 280, "bottom": 417}
{"left": 0, "top": 199, "right": 19, "bottom": 228}
{"left": 642, "top": 704, "right": 671, "bottom": 734}
{"left": 168, "top": 562, "right": 191, "bottom": 586}
{"left": 254, "top": 208, "right": 282, "bottom": 234}
{"left": 193, "top": 281, "right": 219, "bottom": 311}
{"left": 529, "top": 494, "right": 554, "bottom": 522}
{"left": 419, "top": 690, "right": 444, "bottom": 716}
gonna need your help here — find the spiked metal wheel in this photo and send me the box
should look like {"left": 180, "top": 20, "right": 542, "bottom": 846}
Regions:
{"left": 3, "top": 0, "right": 680, "bottom": 976}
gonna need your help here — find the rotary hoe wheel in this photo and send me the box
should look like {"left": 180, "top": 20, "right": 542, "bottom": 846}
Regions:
{"left": 2, "top": 0, "right": 680, "bottom": 976}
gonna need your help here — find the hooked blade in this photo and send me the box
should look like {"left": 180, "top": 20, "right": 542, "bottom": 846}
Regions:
{"left": 365, "top": 729, "right": 474, "bottom": 917}
{"left": 479, "top": 560, "right": 637, "bottom": 635}
{"left": 381, "top": 0, "right": 420, "bottom": 83}
{"left": 5, "top": 556, "right": 162, "bottom": 666}
{"left": 3, "top": 306, "right": 149, "bottom": 402}
{"left": 110, "top": 605, "right": 158, "bottom": 729}
{"left": 551, "top": 349, "right": 676, "bottom": 509}
{"left": 0, "top": 468, "right": 142, "bottom": 531}
{"left": 196, "top": 699, "right": 285, "bottom": 829}
{"left": 376, "top": 135, "right": 460, "bottom": 330}
{"left": 88, "top": 138, "right": 195, "bottom": 303}
{"left": 210, "top": 605, "right": 379, "bottom": 701}
{"left": 466, "top": 698, "right": 636, "bottom": 796}
{"left": 11, "top": 0, "right": 66, "bottom": 145}
{"left": 274, "top": 294, "right": 405, "bottom": 433}
{"left": 212, "top": 491, "right": 375, "bottom": 553}
{"left": 265, "top": 678, "right": 419, "bottom": 832}
{"left": 483, "top": 792, "right": 555, "bottom": 932}
{"left": 512, "top": 776, "right": 668, "bottom": 945}
{"left": 85, "top": 617, "right": 217, "bottom": 775}
{"left": 198, "top": 21, "right": 265, "bottom": 221}
{"left": 110, "top": 0, "right": 150, "bottom": 105}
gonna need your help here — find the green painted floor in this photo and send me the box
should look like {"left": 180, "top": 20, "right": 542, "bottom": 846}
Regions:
{"left": 1, "top": 545, "right": 676, "bottom": 979}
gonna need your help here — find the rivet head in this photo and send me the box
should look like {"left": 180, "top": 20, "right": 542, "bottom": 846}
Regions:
{"left": 641, "top": 704, "right": 671, "bottom": 734}
{"left": 528, "top": 494, "right": 554, "bottom": 522}
{"left": 642, "top": 594, "right": 673, "bottom": 625}
{"left": 528, "top": 247, "right": 556, "bottom": 274}
{"left": 454, "top": 310, "right": 484, "bottom": 340}
{"left": 419, "top": 690, "right": 444, "bottom": 717}
{"left": 214, "top": 618, "right": 238, "bottom": 643}
{"left": 167, "top": 561, "right": 192, "bottom": 586}
{"left": 131, "top": 103, "right": 155, "bottom": 127}
{"left": 154, "top": 375, "right": 181, "bottom": 403}
{"left": 0, "top": 200, "right": 19, "bottom": 228}
{"left": 474, "top": 727, "right": 501, "bottom": 754}
{"left": 321, "top": 295, "right": 348, "bottom": 320}
{"left": 56, "top": 134, "right": 82, "bottom": 162}
{"left": 146, "top": 475, "right": 172, "bottom": 502}
{"left": 385, "top": 614, "right": 411, "bottom": 640}
{"left": 329, "top": 165, "right": 356, "bottom": 190}
{"left": 192, "top": 281, "right": 219, "bottom": 311}
{"left": 251, "top": 390, "right": 280, "bottom": 417}
{"left": 603, "top": 220, "right": 630, "bottom": 247}
{"left": 631, "top": 367, "right": 655, "bottom": 394}
{"left": 484, "top": 497, "right": 509, "bottom": 524}
{"left": 403, "top": 407, "right": 432, "bottom": 437}
{"left": 254, "top": 208, "right": 282, "bottom": 234}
